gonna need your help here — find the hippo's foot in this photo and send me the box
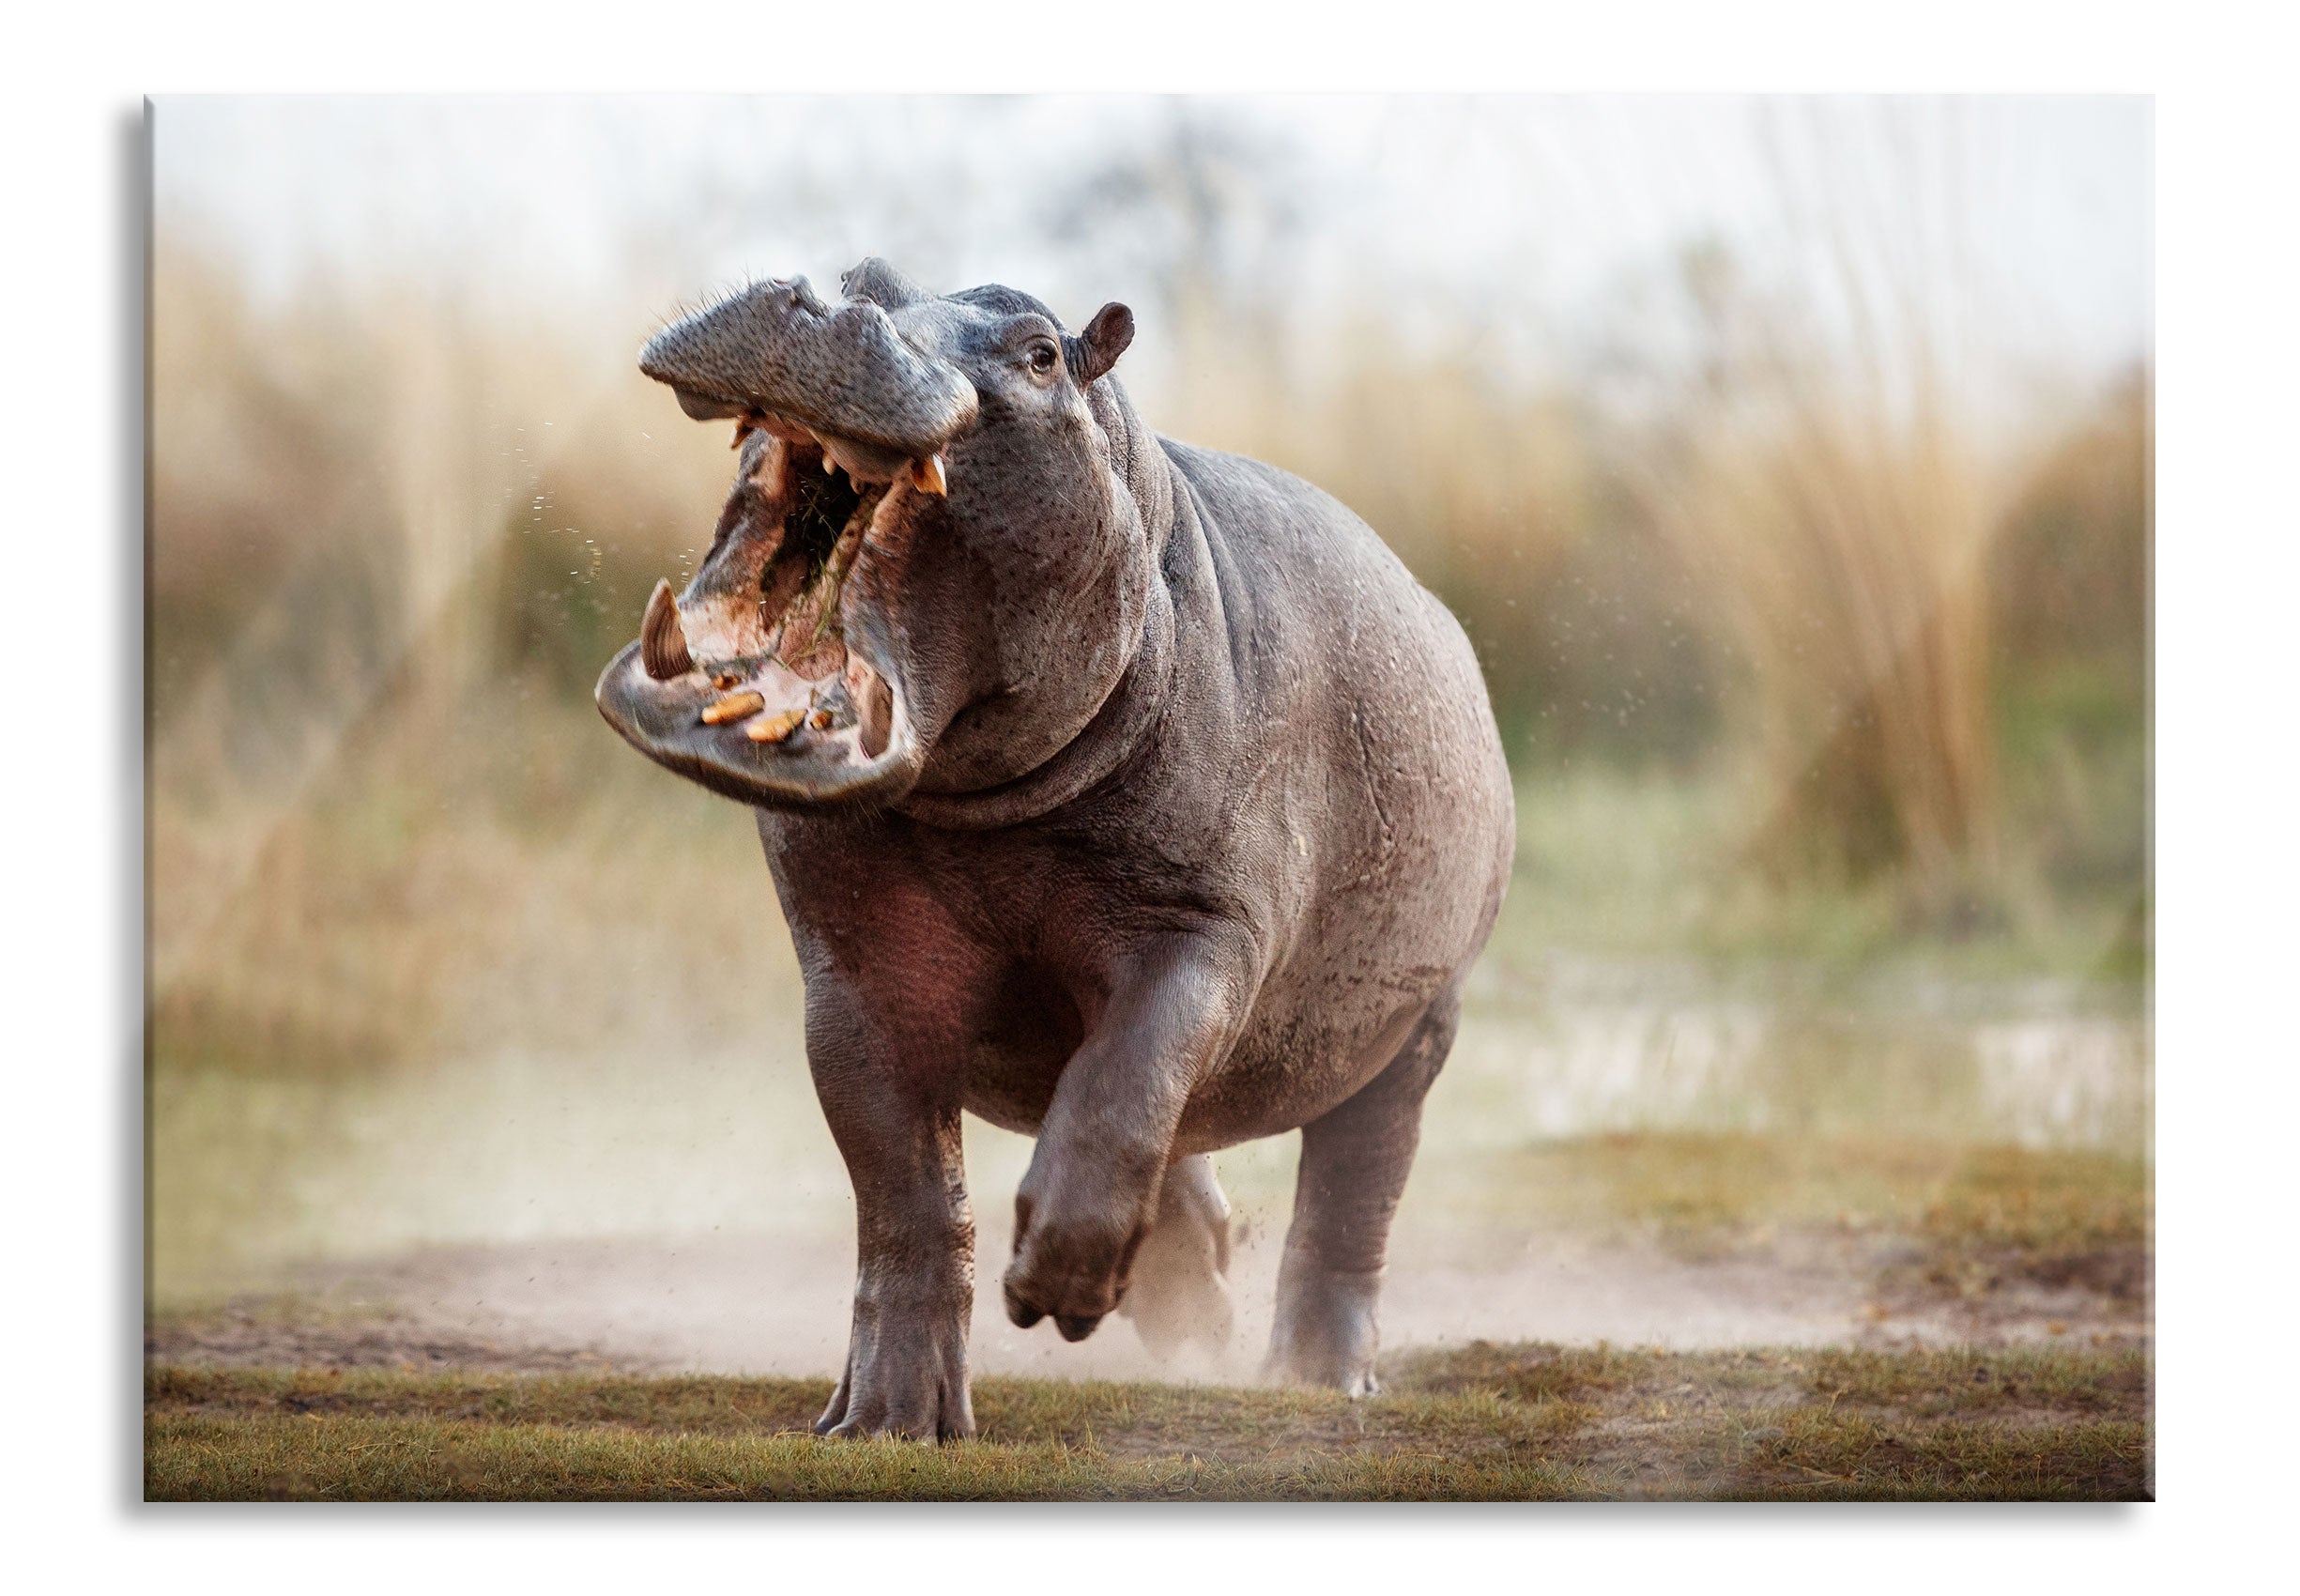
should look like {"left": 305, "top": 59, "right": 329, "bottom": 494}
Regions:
{"left": 1119, "top": 1155, "right": 1236, "bottom": 1360}
{"left": 1000, "top": 1193, "right": 1138, "bottom": 1342}
{"left": 1264, "top": 1251, "right": 1384, "bottom": 1397}
{"left": 817, "top": 1280, "right": 975, "bottom": 1443}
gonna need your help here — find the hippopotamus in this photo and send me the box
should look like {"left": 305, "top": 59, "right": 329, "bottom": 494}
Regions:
{"left": 595, "top": 258, "right": 1513, "bottom": 1441}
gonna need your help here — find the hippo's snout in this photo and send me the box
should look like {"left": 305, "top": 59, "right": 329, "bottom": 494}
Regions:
{"left": 638, "top": 269, "right": 976, "bottom": 468}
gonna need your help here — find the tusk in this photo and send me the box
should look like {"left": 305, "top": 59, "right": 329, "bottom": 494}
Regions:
{"left": 911, "top": 453, "right": 947, "bottom": 496}
{"left": 701, "top": 689, "right": 765, "bottom": 725}
{"left": 745, "top": 707, "right": 806, "bottom": 744}
{"left": 854, "top": 665, "right": 894, "bottom": 759}
{"left": 641, "top": 578, "right": 695, "bottom": 680}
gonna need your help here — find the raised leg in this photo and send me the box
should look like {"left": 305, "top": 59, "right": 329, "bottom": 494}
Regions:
{"left": 805, "top": 984, "right": 977, "bottom": 1442}
{"left": 1118, "top": 1153, "right": 1235, "bottom": 1360}
{"left": 1265, "top": 985, "right": 1461, "bottom": 1396}
{"left": 1003, "top": 932, "right": 1252, "bottom": 1341}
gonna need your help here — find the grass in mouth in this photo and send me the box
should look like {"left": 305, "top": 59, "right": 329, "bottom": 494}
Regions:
{"left": 146, "top": 1341, "right": 2150, "bottom": 1502}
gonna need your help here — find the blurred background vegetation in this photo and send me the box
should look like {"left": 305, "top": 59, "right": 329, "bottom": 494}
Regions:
{"left": 148, "top": 97, "right": 2149, "bottom": 1303}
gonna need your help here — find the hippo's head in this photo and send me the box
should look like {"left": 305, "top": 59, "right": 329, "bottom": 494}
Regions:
{"left": 595, "top": 258, "right": 1146, "bottom": 813}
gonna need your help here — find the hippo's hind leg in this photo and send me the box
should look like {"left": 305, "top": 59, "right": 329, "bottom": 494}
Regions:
{"left": 1265, "top": 984, "right": 1461, "bottom": 1395}
{"left": 1119, "top": 1153, "right": 1235, "bottom": 1360}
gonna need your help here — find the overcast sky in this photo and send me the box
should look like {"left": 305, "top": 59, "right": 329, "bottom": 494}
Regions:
{"left": 155, "top": 95, "right": 2150, "bottom": 395}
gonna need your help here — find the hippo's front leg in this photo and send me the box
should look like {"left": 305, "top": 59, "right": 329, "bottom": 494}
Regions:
{"left": 805, "top": 981, "right": 977, "bottom": 1442}
{"left": 1003, "top": 933, "right": 1252, "bottom": 1340}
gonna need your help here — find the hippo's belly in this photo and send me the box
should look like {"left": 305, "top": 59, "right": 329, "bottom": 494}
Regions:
{"left": 834, "top": 554, "right": 1512, "bottom": 1157}
{"left": 1174, "top": 599, "right": 1515, "bottom": 1151}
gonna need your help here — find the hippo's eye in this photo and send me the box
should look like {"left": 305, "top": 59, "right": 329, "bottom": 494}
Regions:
{"left": 1027, "top": 341, "right": 1059, "bottom": 376}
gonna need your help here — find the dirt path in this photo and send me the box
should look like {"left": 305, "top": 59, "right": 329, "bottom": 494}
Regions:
{"left": 147, "top": 1218, "right": 2148, "bottom": 1380}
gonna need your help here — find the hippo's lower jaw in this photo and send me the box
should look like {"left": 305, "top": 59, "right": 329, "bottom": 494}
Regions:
{"left": 594, "top": 636, "right": 921, "bottom": 810}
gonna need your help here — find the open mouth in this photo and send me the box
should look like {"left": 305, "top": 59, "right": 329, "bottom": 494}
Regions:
{"left": 594, "top": 421, "right": 942, "bottom": 808}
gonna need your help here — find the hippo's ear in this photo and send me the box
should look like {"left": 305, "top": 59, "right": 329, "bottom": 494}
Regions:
{"left": 1067, "top": 301, "right": 1135, "bottom": 386}
{"left": 842, "top": 257, "right": 932, "bottom": 309}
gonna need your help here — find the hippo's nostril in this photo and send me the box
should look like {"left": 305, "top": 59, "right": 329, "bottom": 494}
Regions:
{"left": 1054, "top": 1313, "right": 1103, "bottom": 1343}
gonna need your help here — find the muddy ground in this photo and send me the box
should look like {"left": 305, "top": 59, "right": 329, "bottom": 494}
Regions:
{"left": 147, "top": 1211, "right": 2149, "bottom": 1383}
{"left": 146, "top": 1142, "right": 2150, "bottom": 1500}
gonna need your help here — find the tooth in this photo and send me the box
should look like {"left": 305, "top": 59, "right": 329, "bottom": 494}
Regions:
{"left": 641, "top": 578, "right": 694, "bottom": 680}
{"left": 730, "top": 416, "right": 758, "bottom": 449}
{"left": 855, "top": 668, "right": 893, "bottom": 759}
{"left": 745, "top": 707, "right": 805, "bottom": 744}
{"left": 911, "top": 453, "right": 947, "bottom": 496}
{"left": 700, "top": 690, "right": 765, "bottom": 725}
{"left": 822, "top": 453, "right": 837, "bottom": 475}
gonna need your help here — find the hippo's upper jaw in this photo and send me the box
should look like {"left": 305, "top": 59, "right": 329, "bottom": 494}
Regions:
{"left": 637, "top": 269, "right": 977, "bottom": 483}
{"left": 595, "top": 426, "right": 929, "bottom": 811}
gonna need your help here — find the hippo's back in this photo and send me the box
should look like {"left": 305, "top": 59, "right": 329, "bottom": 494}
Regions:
{"left": 1159, "top": 438, "right": 1515, "bottom": 1142}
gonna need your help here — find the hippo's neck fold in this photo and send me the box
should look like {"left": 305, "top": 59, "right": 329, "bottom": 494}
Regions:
{"left": 893, "top": 382, "right": 1188, "bottom": 832}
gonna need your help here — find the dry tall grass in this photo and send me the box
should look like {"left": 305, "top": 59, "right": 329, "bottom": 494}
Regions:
{"left": 1994, "top": 370, "right": 2153, "bottom": 686}
{"left": 147, "top": 217, "right": 2148, "bottom": 1082}
{"left": 1649, "top": 372, "right": 2002, "bottom": 913}
{"left": 151, "top": 245, "right": 753, "bottom": 1069}
{"left": 1600, "top": 110, "right": 2023, "bottom": 920}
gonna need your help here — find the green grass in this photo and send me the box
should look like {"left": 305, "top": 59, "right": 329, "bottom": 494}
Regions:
{"left": 146, "top": 1343, "right": 2150, "bottom": 1502}
{"left": 1404, "top": 1134, "right": 2152, "bottom": 1273}
{"left": 1495, "top": 766, "right": 2147, "bottom": 979}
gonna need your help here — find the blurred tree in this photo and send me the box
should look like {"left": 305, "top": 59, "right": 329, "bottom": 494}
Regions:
{"left": 1037, "top": 100, "right": 1310, "bottom": 403}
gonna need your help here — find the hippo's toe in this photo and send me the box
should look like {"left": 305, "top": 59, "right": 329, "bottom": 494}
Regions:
{"left": 1003, "top": 1282, "right": 1046, "bottom": 1329}
{"left": 1265, "top": 1256, "right": 1386, "bottom": 1397}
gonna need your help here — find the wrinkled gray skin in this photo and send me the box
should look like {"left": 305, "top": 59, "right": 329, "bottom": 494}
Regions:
{"left": 596, "top": 259, "right": 1513, "bottom": 1441}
